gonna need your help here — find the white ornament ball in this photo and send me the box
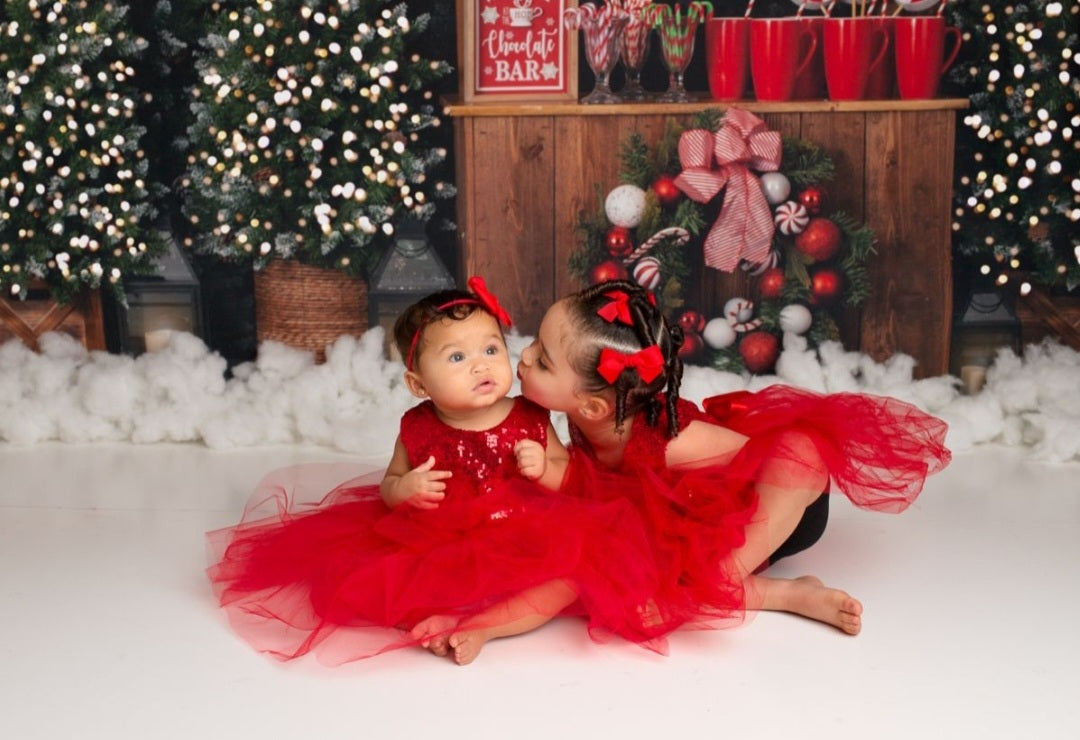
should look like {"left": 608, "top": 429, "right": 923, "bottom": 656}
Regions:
{"left": 632, "top": 257, "right": 662, "bottom": 291}
{"left": 759, "top": 172, "right": 792, "bottom": 206}
{"left": 723, "top": 297, "right": 755, "bottom": 324}
{"left": 779, "top": 304, "right": 813, "bottom": 334}
{"left": 604, "top": 184, "right": 648, "bottom": 228}
{"left": 703, "top": 317, "right": 737, "bottom": 349}
{"left": 774, "top": 200, "right": 810, "bottom": 235}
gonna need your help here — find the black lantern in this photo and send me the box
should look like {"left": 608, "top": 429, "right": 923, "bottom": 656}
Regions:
{"left": 107, "top": 236, "right": 203, "bottom": 355}
{"left": 368, "top": 219, "right": 455, "bottom": 360}
{"left": 950, "top": 282, "right": 1022, "bottom": 393}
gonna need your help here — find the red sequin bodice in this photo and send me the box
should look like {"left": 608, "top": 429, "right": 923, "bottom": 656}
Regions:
{"left": 400, "top": 397, "right": 549, "bottom": 498}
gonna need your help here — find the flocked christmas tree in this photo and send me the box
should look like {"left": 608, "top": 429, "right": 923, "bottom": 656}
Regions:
{"left": 181, "top": 0, "right": 452, "bottom": 279}
{"left": 0, "top": 0, "right": 164, "bottom": 303}
{"left": 948, "top": 0, "right": 1080, "bottom": 291}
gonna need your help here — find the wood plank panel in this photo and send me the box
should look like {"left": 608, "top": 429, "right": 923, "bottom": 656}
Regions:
{"left": 861, "top": 110, "right": 954, "bottom": 376}
{"left": 459, "top": 116, "right": 556, "bottom": 331}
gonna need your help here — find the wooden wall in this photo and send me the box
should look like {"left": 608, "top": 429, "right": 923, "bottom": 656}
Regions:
{"left": 447, "top": 99, "right": 967, "bottom": 378}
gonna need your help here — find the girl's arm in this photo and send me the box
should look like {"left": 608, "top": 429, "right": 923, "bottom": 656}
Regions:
{"left": 514, "top": 422, "right": 569, "bottom": 491}
{"left": 379, "top": 437, "right": 451, "bottom": 509}
{"left": 664, "top": 420, "right": 749, "bottom": 469}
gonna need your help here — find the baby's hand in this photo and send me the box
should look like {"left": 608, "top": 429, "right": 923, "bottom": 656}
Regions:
{"left": 396, "top": 455, "right": 451, "bottom": 509}
{"left": 514, "top": 439, "right": 547, "bottom": 481}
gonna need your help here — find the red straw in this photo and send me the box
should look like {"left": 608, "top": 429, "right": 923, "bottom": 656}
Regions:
{"left": 743, "top": 0, "right": 756, "bottom": 18}
{"left": 936, "top": 0, "right": 947, "bottom": 17}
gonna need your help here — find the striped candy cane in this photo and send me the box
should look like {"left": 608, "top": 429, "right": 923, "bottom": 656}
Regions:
{"left": 622, "top": 226, "right": 691, "bottom": 264}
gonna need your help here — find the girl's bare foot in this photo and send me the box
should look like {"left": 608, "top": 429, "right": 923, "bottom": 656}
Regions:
{"left": 789, "top": 575, "right": 862, "bottom": 634}
{"left": 756, "top": 575, "right": 863, "bottom": 634}
{"left": 448, "top": 627, "right": 493, "bottom": 665}
{"left": 410, "top": 615, "right": 459, "bottom": 656}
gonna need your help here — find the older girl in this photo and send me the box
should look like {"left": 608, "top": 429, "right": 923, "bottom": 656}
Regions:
{"left": 517, "top": 280, "right": 950, "bottom": 635}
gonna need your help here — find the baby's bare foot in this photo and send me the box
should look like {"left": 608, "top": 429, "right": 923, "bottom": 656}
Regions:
{"left": 448, "top": 628, "right": 491, "bottom": 665}
{"left": 786, "top": 575, "right": 863, "bottom": 635}
{"left": 410, "top": 615, "right": 459, "bottom": 657}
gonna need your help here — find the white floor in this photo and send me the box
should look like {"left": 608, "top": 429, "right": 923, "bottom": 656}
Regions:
{"left": 2, "top": 440, "right": 1078, "bottom": 740}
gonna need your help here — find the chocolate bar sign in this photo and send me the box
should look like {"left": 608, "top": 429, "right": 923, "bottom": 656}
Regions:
{"left": 473, "top": 0, "right": 573, "bottom": 95}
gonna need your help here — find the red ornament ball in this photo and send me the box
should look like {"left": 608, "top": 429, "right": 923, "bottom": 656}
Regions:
{"left": 738, "top": 331, "right": 780, "bottom": 374}
{"left": 794, "top": 217, "right": 842, "bottom": 263}
{"left": 589, "top": 260, "right": 628, "bottom": 285}
{"left": 797, "top": 186, "right": 827, "bottom": 215}
{"left": 678, "top": 331, "right": 704, "bottom": 360}
{"left": 605, "top": 226, "right": 633, "bottom": 258}
{"left": 678, "top": 309, "right": 706, "bottom": 334}
{"left": 651, "top": 174, "right": 682, "bottom": 207}
{"left": 809, "top": 268, "right": 844, "bottom": 306}
{"left": 757, "top": 267, "right": 786, "bottom": 300}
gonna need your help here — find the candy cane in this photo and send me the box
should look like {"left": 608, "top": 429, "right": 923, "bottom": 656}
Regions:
{"left": 731, "top": 317, "right": 763, "bottom": 332}
{"left": 622, "top": 226, "right": 690, "bottom": 264}
{"left": 642, "top": 3, "right": 671, "bottom": 27}
{"left": 743, "top": 0, "right": 756, "bottom": 18}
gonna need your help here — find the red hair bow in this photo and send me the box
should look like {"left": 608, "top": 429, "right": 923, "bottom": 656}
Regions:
{"left": 467, "top": 276, "right": 512, "bottom": 327}
{"left": 597, "top": 290, "right": 633, "bottom": 325}
{"left": 596, "top": 345, "right": 665, "bottom": 384}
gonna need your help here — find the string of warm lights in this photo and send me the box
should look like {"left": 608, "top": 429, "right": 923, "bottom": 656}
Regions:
{"left": 0, "top": 0, "right": 164, "bottom": 303}
{"left": 181, "top": 0, "right": 451, "bottom": 277}
{"left": 950, "top": 0, "right": 1080, "bottom": 295}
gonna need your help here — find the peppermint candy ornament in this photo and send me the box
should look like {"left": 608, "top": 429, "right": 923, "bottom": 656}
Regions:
{"left": 723, "top": 297, "right": 755, "bottom": 324}
{"left": 740, "top": 249, "right": 779, "bottom": 276}
{"left": 774, "top": 200, "right": 810, "bottom": 235}
{"left": 632, "top": 256, "right": 662, "bottom": 291}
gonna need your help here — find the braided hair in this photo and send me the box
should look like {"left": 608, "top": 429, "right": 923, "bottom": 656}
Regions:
{"left": 562, "top": 280, "right": 685, "bottom": 438}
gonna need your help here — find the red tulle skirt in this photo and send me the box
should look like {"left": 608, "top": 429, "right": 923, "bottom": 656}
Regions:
{"left": 702, "top": 387, "right": 951, "bottom": 513}
{"left": 207, "top": 464, "right": 674, "bottom": 664}
{"left": 558, "top": 386, "right": 951, "bottom": 628}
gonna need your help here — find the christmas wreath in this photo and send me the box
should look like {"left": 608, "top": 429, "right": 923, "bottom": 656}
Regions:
{"left": 568, "top": 108, "right": 874, "bottom": 374}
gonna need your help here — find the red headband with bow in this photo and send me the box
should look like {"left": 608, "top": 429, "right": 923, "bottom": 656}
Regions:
{"left": 405, "top": 276, "right": 512, "bottom": 370}
{"left": 596, "top": 345, "right": 665, "bottom": 384}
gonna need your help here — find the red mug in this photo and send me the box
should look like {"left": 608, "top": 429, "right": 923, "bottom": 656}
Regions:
{"left": 894, "top": 16, "right": 962, "bottom": 99}
{"left": 824, "top": 17, "right": 889, "bottom": 101}
{"left": 706, "top": 17, "right": 750, "bottom": 101}
{"left": 792, "top": 17, "right": 826, "bottom": 100}
{"left": 750, "top": 18, "right": 818, "bottom": 102}
{"left": 864, "top": 15, "right": 896, "bottom": 99}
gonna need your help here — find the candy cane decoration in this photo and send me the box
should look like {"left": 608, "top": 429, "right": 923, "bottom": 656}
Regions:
{"left": 622, "top": 226, "right": 690, "bottom": 264}
{"left": 724, "top": 297, "right": 763, "bottom": 332}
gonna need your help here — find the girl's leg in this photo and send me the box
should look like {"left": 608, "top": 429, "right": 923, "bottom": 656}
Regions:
{"left": 448, "top": 579, "right": 577, "bottom": 665}
{"left": 732, "top": 431, "right": 863, "bottom": 634}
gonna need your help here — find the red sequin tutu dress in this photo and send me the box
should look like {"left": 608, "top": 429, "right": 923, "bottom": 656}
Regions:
{"left": 560, "top": 384, "right": 952, "bottom": 636}
{"left": 207, "top": 397, "right": 662, "bottom": 664}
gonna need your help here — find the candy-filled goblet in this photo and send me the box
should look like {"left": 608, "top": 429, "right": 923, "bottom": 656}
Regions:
{"left": 619, "top": 7, "right": 653, "bottom": 100}
{"left": 645, "top": 2, "right": 713, "bottom": 103}
{"left": 565, "top": 3, "right": 631, "bottom": 104}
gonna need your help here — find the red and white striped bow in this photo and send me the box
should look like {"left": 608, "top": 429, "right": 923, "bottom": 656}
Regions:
{"left": 673, "top": 108, "right": 781, "bottom": 272}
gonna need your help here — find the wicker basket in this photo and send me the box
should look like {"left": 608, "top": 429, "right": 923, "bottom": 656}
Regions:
{"left": 254, "top": 260, "right": 368, "bottom": 363}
